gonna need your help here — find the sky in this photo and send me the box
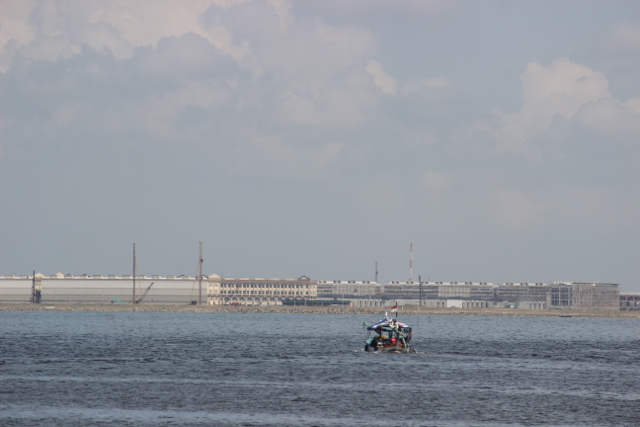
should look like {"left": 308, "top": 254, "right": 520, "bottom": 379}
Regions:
{"left": 1, "top": 0, "right": 639, "bottom": 292}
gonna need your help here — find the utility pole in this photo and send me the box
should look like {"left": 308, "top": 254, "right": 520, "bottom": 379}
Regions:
{"left": 133, "top": 243, "right": 136, "bottom": 305}
{"left": 375, "top": 261, "right": 378, "bottom": 283}
{"left": 409, "top": 243, "right": 413, "bottom": 283}
{"left": 419, "top": 275, "right": 423, "bottom": 307}
{"left": 31, "top": 270, "right": 36, "bottom": 303}
{"left": 198, "top": 241, "right": 203, "bottom": 305}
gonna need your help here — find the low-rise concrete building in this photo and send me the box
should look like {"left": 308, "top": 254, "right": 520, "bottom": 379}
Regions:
{"left": 207, "top": 275, "right": 317, "bottom": 306}
{"left": 321, "top": 280, "right": 619, "bottom": 311}
{"left": 317, "top": 280, "right": 380, "bottom": 298}
{"left": 620, "top": 294, "right": 640, "bottom": 311}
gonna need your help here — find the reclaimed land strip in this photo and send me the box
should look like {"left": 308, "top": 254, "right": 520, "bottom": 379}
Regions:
{"left": 1, "top": 303, "right": 639, "bottom": 318}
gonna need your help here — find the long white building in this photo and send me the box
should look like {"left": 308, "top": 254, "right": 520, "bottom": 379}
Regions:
{"left": 0, "top": 273, "right": 318, "bottom": 306}
{"left": 1, "top": 273, "right": 208, "bottom": 304}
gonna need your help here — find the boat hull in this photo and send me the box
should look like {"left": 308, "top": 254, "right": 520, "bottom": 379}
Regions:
{"left": 365, "top": 341, "right": 415, "bottom": 353}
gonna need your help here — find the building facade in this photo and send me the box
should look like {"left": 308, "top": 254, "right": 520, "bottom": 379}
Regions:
{"left": 321, "top": 280, "right": 620, "bottom": 311}
{"left": 620, "top": 294, "right": 640, "bottom": 311}
{"left": 207, "top": 275, "right": 317, "bottom": 306}
{"left": 1, "top": 273, "right": 210, "bottom": 304}
{"left": 547, "top": 282, "right": 620, "bottom": 310}
{"left": 316, "top": 280, "right": 381, "bottom": 298}
{"left": 1, "top": 274, "right": 620, "bottom": 310}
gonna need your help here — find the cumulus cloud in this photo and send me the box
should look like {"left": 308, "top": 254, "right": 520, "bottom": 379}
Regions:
{"left": 278, "top": 70, "right": 378, "bottom": 127}
{"left": 574, "top": 97, "right": 640, "bottom": 138}
{"left": 0, "top": 0, "right": 38, "bottom": 49}
{"left": 0, "top": 0, "right": 387, "bottom": 178}
{"left": 0, "top": 0, "right": 263, "bottom": 72}
{"left": 495, "top": 57, "right": 614, "bottom": 152}
{"left": 366, "top": 59, "right": 398, "bottom": 95}
{"left": 267, "top": 0, "right": 294, "bottom": 34}
{"left": 261, "top": 18, "right": 375, "bottom": 94}
{"left": 2, "top": 0, "right": 639, "bottom": 291}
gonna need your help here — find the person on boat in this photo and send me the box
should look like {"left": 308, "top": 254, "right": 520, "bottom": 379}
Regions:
{"left": 389, "top": 319, "right": 399, "bottom": 330}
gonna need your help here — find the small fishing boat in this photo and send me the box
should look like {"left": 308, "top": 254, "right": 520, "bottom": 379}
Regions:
{"left": 363, "top": 314, "right": 415, "bottom": 353}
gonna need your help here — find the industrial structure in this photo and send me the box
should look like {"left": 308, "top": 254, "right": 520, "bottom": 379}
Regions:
{"left": 0, "top": 273, "right": 318, "bottom": 306}
{"left": 1, "top": 273, "right": 209, "bottom": 305}
{"left": 317, "top": 280, "right": 620, "bottom": 311}
{"left": 0, "top": 274, "right": 622, "bottom": 311}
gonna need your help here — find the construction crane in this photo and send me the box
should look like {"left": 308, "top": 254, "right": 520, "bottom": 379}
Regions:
{"left": 135, "top": 282, "right": 154, "bottom": 304}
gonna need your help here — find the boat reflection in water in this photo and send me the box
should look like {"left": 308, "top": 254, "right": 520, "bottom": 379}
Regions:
{"left": 363, "top": 314, "right": 416, "bottom": 353}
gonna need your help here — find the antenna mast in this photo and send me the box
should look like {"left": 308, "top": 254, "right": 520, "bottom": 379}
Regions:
{"left": 198, "top": 242, "right": 203, "bottom": 305}
{"left": 409, "top": 243, "right": 413, "bottom": 283}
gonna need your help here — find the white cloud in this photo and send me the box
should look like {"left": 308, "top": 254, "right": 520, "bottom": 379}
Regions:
{"left": 0, "top": 0, "right": 256, "bottom": 71}
{"left": 277, "top": 71, "right": 378, "bottom": 127}
{"left": 366, "top": 59, "right": 398, "bottom": 95}
{"left": 495, "top": 57, "right": 612, "bottom": 152}
{"left": 575, "top": 97, "right": 640, "bottom": 138}
{"left": 267, "top": 0, "right": 294, "bottom": 34}
{"left": 0, "top": 0, "right": 37, "bottom": 48}
{"left": 261, "top": 18, "right": 375, "bottom": 94}
{"left": 89, "top": 0, "right": 253, "bottom": 61}
{"left": 623, "top": 98, "right": 640, "bottom": 115}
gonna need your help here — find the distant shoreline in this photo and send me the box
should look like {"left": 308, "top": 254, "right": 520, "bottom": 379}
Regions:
{"left": 2, "top": 303, "right": 639, "bottom": 318}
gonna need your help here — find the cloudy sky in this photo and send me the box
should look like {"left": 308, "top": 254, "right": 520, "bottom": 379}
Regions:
{"left": 1, "top": 0, "right": 639, "bottom": 291}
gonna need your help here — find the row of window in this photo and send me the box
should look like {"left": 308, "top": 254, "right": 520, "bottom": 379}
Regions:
{"left": 219, "top": 284, "right": 310, "bottom": 289}
{"left": 218, "top": 290, "right": 309, "bottom": 295}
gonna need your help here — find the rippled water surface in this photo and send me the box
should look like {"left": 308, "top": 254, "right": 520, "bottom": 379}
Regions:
{"left": 1, "top": 312, "right": 639, "bottom": 426}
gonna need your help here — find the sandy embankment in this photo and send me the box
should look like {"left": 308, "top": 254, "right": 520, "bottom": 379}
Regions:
{"left": 1, "top": 303, "right": 639, "bottom": 318}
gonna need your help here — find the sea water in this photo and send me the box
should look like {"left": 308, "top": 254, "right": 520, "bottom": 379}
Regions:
{"left": 1, "top": 311, "right": 638, "bottom": 426}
